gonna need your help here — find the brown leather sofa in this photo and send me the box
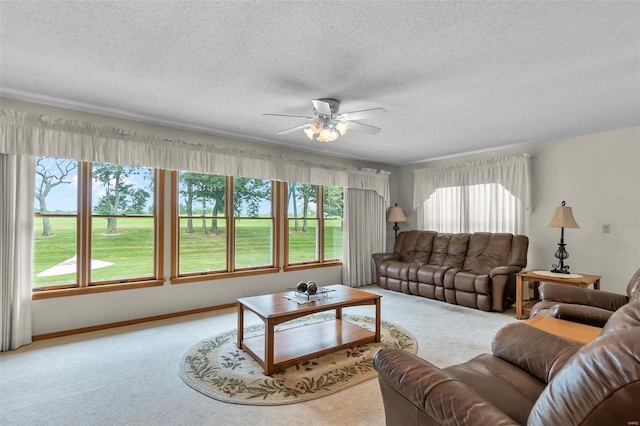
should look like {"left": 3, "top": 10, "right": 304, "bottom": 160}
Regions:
{"left": 372, "top": 230, "right": 528, "bottom": 311}
{"left": 373, "top": 299, "right": 640, "bottom": 425}
{"left": 530, "top": 267, "right": 640, "bottom": 327}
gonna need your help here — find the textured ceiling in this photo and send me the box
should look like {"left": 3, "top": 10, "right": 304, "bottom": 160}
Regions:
{"left": 1, "top": 1, "right": 639, "bottom": 166}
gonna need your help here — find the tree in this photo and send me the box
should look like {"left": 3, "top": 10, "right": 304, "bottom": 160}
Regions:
{"left": 35, "top": 158, "right": 77, "bottom": 236}
{"left": 323, "top": 186, "right": 344, "bottom": 218}
{"left": 297, "top": 184, "right": 316, "bottom": 232}
{"left": 93, "top": 163, "right": 151, "bottom": 234}
{"left": 288, "top": 183, "right": 299, "bottom": 230}
{"left": 179, "top": 173, "right": 225, "bottom": 233}
{"left": 234, "top": 178, "right": 270, "bottom": 217}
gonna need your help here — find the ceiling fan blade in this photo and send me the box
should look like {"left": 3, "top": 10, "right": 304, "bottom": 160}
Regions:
{"left": 341, "top": 108, "right": 387, "bottom": 121}
{"left": 348, "top": 121, "right": 382, "bottom": 135}
{"left": 263, "top": 113, "right": 314, "bottom": 120}
{"left": 312, "top": 99, "right": 332, "bottom": 116}
{"left": 276, "top": 123, "right": 309, "bottom": 135}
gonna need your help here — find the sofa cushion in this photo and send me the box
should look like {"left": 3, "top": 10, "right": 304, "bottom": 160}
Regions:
{"left": 454, "top": 272, "right": 490, "bottom": 294}
{"left": 446, "top": 354, "right": 545, "bottom": 425}
{"left": 428, "top": 233, "right": 470, "bottom": 267}
{"left": 463, "top": 233, "right": 514, "bottom": 274}
{"left": 395, "top": 230, "right": 436, "bottom": 263}
{"left": 601, "top": 300, "right": 640, "bottom": 334}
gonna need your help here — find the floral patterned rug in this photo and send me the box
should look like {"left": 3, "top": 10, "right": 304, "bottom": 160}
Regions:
{"left": 178, "top": 313, "right": 417, "bottom": 405}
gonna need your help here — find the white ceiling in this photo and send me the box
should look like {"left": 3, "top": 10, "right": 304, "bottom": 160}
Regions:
{"left": 1, "top": 1, "right": 639, "bottom": 166}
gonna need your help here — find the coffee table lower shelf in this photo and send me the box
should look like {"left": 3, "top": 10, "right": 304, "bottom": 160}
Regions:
{"left": 241, "top": 319, "right": 376, "bottom": 374}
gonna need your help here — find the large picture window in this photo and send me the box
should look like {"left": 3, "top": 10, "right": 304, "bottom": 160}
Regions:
{"left": 33, "top": 157, "right": 162, "bottom": 295}
{"left": 172, "top": 173, "right": 276, "bottom": 281}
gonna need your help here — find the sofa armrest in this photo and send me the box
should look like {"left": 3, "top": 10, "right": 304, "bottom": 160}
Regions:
{"left": 371, "top": 252, "right": 400, "bottom": 283}
{"left": 539, "top": 282, "right": 628, "bottom": 311}
{"left": 371, "top": 252, "right": 400, "bottom": 264}
{"left": 373, "top": 349, "right": 518, "bottom": 425}
{"left": 492, "top": 322, "right": 579, "bottom": 383}
{"left": 550, "top": 304, "right": 613, "bottom": 328}
{"left": 489, "top": 265, "right": 522, "bottom": 278}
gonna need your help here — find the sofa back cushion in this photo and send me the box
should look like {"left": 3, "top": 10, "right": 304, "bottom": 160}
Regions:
{"left": 601, "top": 299, "right": 640, "bottom": 334}
{"left": 626, "top": 268, "right": 640, "bottom": 302}
{"left": 394, "top": 230, "right": 437, "bottom": 263}
{"left": 528, "top": 327, "right": 640, "bottom": 426}
{"left": 428, "top": 233, "right": 470, "bottom": 267}
{"left": 463, "top": 233, "right": 525, "bottom": 274}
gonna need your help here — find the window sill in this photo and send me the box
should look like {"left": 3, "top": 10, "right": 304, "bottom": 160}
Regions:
{"left": 283, "top": 261, "right": 342, "bottom": 272}
{"left": 32, "top": 279, "right": 164, "bottom": 300}
{"left": 171, "top": 267, "right": 280, "bottom": 285}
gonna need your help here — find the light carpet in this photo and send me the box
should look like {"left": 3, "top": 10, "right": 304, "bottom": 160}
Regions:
{"left": 179, "top": 313, "right": 417, "bottom": 405}
{"left": 0, "top": 285, "right": 516, "bottom": 426}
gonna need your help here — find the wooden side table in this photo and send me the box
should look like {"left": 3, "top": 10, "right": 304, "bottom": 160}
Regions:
{"left": 525, "top": 316, "right": 601, "bottom": 345}
{"left": 515, "top": 270, "right": 601, "bottom": 319}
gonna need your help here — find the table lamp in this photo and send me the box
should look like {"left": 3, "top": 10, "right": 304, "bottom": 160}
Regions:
{"left": 546, "top": 200, "right": 580, "bottom": 273}
{"left": 387, "top": 203, "right": 407, "bottom": 240}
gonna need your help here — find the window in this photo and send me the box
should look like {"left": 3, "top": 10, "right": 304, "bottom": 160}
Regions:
{"left": 177, "top": 172, "right": 227, "bottom": 274}
{"left": 285, "top": 183, "right": 343, "bottom": 268}
{"left": 33, "top": 157, "right": 78, "bottom": 289}
{"left": 423, "top": 183, "right": 523, "bottom": 233}
{"left": 33, "top": 157, "right": 163, "bottom": 296}
{"left": 233, "top": 177, "right": 274, "bottom": 269}
{"left": 173, "top": 173, "right": 276, "bottom": 280}
{"left": 322, "top": 186, "right": 344, "bottom": 261}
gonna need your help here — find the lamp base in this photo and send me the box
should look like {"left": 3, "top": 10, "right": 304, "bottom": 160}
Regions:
{"left": 550, "top": 267, "right": 570, "bottom": 274}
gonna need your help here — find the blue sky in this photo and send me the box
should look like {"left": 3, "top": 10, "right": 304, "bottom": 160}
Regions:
{"left": 34, "top": 157, "right": 153, "bottom": 213}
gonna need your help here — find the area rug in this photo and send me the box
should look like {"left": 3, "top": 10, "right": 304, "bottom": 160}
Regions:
{"left": 179, "top": 313, "right": 417, "bottom": 405}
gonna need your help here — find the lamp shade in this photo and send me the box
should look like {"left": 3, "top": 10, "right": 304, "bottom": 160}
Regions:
{"left": 387, "top": 205, "right": 407, "bottom": 223}
{"left": 546, "top": 201, "right": 580, "bottom": 229}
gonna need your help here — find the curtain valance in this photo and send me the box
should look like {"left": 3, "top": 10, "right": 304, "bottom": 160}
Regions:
{"left": 413, "top": 154, "right": 531, "bottom": 211}
{"left": 0, "top": 110, "right": 390, "bottom": 202}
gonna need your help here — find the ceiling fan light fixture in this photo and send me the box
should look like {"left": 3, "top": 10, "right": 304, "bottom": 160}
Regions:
{"left": 303, "top": 127, "right": 315, "bottom": 140}
{"left": 320, "top": 127, "right": 333, "bottom": 140}
{"left": 335, "top": 120, "right": 349, "bottom": 136}
{"left": 310, "top": 120, "right": 322, "bottom": 133}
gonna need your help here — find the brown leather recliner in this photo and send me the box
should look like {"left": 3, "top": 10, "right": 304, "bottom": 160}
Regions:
{"left": 373, "top": 300, "right": 640, "bottom": 425}
{"left": 530, "top": 267, "right": 640, "bottom": 327}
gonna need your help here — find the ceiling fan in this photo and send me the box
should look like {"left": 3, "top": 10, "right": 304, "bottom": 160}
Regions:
{"left": 263, "top": 99, "right": 387, "bottom": 142}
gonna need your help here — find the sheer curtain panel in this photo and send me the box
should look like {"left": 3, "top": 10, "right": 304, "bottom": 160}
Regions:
{"left": 342, "top": 189, "right": 386, "bottom": 287}
{"left": 413, "top": 154, "right": 531, "bottom": 234}
{"left": 1, "top": 154, "right": 35, "bottom": 350}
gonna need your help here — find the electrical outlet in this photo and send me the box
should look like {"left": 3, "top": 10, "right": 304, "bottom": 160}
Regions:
{"left": 602, "top": 224, "right": 611, "bottom": 234}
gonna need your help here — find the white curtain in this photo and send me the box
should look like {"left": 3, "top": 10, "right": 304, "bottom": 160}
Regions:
{"left": 342, "top": 189, "right": 386, "bottom": 287}
{"left": 0, "top": 110, "right": 390, "bottom": 202}
{"left": 414, "top": 154, "right": 531, "bottom": 234}
{"left": 1, "top": 154, "right": 35, "bottom": 351}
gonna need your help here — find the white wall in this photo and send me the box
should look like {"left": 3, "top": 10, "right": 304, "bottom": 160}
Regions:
{"left": 2, "top": 98, "right": 388, "bottom": 336}
{"left": 397, "top": 127, "right": 640, "bottom": 295}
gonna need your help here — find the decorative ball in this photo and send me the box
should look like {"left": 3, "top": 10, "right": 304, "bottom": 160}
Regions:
{"left": 306, "top": 281, "right": 318, "bottom": 295}
{"left": 296, "top": 281, "right": 308, "bottom": 292}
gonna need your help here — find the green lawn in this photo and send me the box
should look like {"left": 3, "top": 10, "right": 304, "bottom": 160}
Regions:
{"left": 33, "top": 216, "right": 343, "bottom": 288}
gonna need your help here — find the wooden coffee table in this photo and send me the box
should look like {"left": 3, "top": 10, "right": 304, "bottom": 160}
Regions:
{"left": 237, "top": 284, "right": 381, "bottom": 375}
{"left": 525, "top": 315, "right": 601, "bottom": 345}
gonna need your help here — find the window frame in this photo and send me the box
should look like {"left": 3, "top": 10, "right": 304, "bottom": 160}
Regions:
{"left": 283, "top": 182, "right": 343, "bottom": 271}
{"left": 171, "top": 173, "right": 280, "bottom": 284}
{"left": 32, "top": 160, "right": 165, "bottom": 300}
